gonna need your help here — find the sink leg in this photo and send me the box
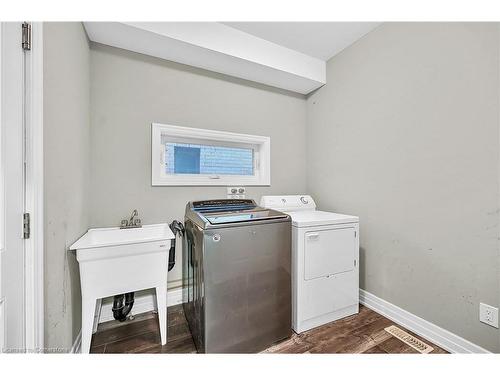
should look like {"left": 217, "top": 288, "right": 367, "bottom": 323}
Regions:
{"left": 156, "top": 285, "right": 167, "bottom": 346}
{"left": 92, "top": 298, "right": 102, "bottom": 334}
{"left": 81, "top": 296, "right": 96, "bottom": 354}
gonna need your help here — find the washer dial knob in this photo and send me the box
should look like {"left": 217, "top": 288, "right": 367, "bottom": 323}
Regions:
{"left": 300, "top": 196, "right": 309, "bottom": 204}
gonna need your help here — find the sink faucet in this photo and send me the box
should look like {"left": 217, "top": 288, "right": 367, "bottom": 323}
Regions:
{"left": 120, "top": 209, "right": 142, "bottom": 229}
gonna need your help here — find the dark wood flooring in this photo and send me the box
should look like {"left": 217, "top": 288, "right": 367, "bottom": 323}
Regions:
{"left": 90, "top": 305, "right": 447, "bottom": 354}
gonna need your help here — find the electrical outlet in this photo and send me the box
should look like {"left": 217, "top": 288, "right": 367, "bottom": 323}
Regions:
{"left": 226, "top": 186, "right": 246, "bottom": 199}
{"left": 479, "top": 303, "right": 499, "bottom": 328}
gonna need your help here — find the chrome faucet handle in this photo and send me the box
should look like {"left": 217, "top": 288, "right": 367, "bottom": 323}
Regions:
{"left": 129, "top": 209, "right": 138, "bottom": 224}
{"left": 120, "top": 210, "right": 142, "bottom": 229}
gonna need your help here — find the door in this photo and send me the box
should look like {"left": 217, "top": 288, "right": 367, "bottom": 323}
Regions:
{"left": 0, "top": 22, "right": 27, "bottom": 352}
{"left": 301, "top": 226, "right": 357, "bottom": 321}
{"left": 304, "top": 227, "right": 355, "bottom": 280}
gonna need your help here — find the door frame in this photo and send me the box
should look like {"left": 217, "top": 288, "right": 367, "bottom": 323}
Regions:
{"left": 23, "top": 22, "right": 44, "bottom": 352}
{"left": 0, "top": 21, "right": 44, "bottom": 352}
{"left": 0, "top": 21, "right": 3, "bottom": 353}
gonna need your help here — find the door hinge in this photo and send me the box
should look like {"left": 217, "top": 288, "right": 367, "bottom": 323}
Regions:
{"left": 23, "top": 213, "right": 30, "bottom": 239}
{"left": 22, "top": 22, "right": 31, "bottom": 51}
{"left": 354, "top": 231, "right": 357, "bottom": 238}
{"left": 354, "top": 259, "right": 357, "bottom": 267}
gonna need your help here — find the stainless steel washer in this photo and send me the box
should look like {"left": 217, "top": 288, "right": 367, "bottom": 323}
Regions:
{"left": 183, "top": 199, "right": 292, "bottom": 353}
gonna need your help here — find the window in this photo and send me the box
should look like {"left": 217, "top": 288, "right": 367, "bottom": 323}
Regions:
{"left": 151, "top": 123, "right": 270, "bottom": 186}
{"left": 166, "top": 143, "right": 254, "bottom": 175}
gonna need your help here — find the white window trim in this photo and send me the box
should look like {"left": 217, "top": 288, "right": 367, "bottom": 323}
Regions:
{"left": 151, "top": 123, "right": 270, "bottom": 186}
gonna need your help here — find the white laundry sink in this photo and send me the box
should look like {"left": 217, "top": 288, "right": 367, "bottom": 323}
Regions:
{"left": 70, "top": 223, "right": 174, "bottom": 250}
{"left": 70, "top": 223, "right": 175, "bottom": 353}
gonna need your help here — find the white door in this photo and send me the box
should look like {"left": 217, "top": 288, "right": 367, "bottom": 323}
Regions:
{"left": 302, "top": 226, "right": 357, "bottom": 321}
{"left": 304, "top": 227, "right": 355, "bottom": 280}
{"left": 0, "top": 22, "right": 27, "bottom": 352}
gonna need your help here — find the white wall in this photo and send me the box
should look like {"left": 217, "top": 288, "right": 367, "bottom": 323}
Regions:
{"left": 306, "top": 23, "right": 500, "bottom": 352}
{"left": 43, "top": 23, "right": 90, "bottom": 350}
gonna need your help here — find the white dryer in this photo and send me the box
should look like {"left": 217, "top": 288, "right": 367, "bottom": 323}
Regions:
{"left": 260, "top": 195, "right": 359, "bottom": 333}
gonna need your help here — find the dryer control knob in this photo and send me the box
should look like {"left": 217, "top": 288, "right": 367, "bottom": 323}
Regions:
{"left": 300, "top": 196, "right": 309, "bottom": 204}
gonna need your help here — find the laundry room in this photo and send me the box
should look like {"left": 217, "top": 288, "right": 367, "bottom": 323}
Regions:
{"left": 2, "top": 3, "right": 500, "bottom": 369}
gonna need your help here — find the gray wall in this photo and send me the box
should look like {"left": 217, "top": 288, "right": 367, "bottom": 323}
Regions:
{"left": 44, "top": 23, "right": 90, "bottom": 350}
{"left": 306, "top": 23, "right": 500, "bottom": 352}
{"left": 44, "top": 22, "right": 500, "bottom": 352}
{"left": 89, "top": 43, "right": 307, "bottom": 288}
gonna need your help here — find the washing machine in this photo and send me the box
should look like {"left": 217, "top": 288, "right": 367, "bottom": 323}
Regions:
{"left": 260, "top": 195, "right": 359, "bottom": 333}
{"left": 183, "top": 199, "right": 292, "bottom": 353}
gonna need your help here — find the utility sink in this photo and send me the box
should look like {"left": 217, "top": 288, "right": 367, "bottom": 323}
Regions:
{"left": 70, "top": 223, "right": 174, "bottom": 250}
{"left": 70, "top": 223, "right": 175, "bottom": 353}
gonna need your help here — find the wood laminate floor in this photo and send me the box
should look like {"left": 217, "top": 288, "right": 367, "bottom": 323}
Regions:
{"left": 90, "top": 305, "right": 448, "bottom": 354}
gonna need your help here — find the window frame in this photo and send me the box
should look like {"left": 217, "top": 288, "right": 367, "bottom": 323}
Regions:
{"left": 151, "top": 123, "right": 271, "bottom": 186}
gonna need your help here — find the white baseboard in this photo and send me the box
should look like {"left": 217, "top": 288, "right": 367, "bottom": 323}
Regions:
{"left": 98, "top": 288, "right": 184, "bottom": 323}
{"left": 70, "top": 330, "right": 82, "bottom": 354}
{"left": 359, "top": 289, "right": 490, "bottom": 353}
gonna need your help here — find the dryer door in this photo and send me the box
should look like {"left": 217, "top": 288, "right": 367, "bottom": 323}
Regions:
{"left": 304, "top": 227, "right": 355, "bottom": 280}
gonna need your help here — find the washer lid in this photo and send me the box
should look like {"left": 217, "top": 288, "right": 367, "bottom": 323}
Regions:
{"left": 203, "top": 209, "right": 288, "bottom": 225}
{"left": 288, "top": 210, "right": 358, "bottom": 227}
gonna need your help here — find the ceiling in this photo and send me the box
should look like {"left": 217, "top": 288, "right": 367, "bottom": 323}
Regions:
{"left": 222, "top": 22, "right": 380, "bottom": 61}
{"left": 84, "top": 22, "right": 381, "bottom": 94}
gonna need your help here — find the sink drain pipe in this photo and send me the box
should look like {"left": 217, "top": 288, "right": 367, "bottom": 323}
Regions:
{"left": 112, "top": 292, "right": 135, "bottom": 322}
{"left": 112, "top": 220, "right": 185, "bottom": 322}
{"left": 168, "top": 220, "right": 185, "bottom": 271}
